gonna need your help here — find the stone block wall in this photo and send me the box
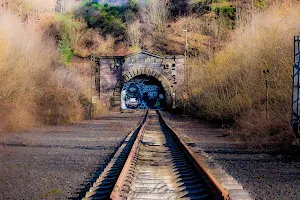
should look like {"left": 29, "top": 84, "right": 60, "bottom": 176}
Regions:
{"left": 95, "top": 51, "right": 184, "bottom": 110}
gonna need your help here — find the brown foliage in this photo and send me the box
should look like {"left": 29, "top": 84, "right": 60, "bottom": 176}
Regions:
{"left": 188, "top": 3, "right": 299, "bottom": 145}
{"left": 0, "top": 10, "right": 86, "bottom": 132}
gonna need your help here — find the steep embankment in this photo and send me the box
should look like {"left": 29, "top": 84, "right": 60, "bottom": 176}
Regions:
{"left": 0, "top": 3, "right": 89, "bottom": 133}
{"left": 188, "top": 3, "right": 299, "bottom": 146}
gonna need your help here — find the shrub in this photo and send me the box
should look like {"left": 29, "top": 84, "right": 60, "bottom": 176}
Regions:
{"left": 42, "top": 12, "right": 115, "bottom": 57}
{"left": 169, "top": 0, "right": 190, "bottom": 17}
{"left": 77, "top": 0, "right": 130, "bottom": 37}
{"left": 254, "top": 0, "right": 273, "bottom": 9}
{"left": 139, "top": 0, "right": 169, "bottom": 37}
{"left": 211, "top": 0, "right": 234, "bottom": 39}
{"left": 188, "top": 2, "right": 299, "bottom": 144}
{"left": 1, "top": 0, "right": 56, "bottom": 19}
{"left": 0, "top": 9, "right": 87, "bottom": 132}
{"left": 42, "top": 13, "right": 86, "bottom": 46}
{"left": 58, "top": 39, "right": 73, "bottom": 66}
{"left": 126, "top": 20, "right": 142, "bottom": 50}
{"left": 37, "top": 68, "right": 85, "bottom": 124}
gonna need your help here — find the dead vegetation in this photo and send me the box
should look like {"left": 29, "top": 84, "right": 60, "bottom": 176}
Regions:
{"left": 41, "top": 14, "right": 115, "bottom": 58}
{"left": 0, "top": 8, "right": 89, "bottom": 132}
{"left": 0, "top": 0, "right": 298, "bottom": 146}
{"left": 187, "top": 2, "right": 299, "bottom": 146}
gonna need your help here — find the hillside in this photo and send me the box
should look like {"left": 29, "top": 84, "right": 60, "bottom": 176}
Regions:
{"left": 1, "top": 0, "right": 298, "bottom": 147}
{"left": 69, "top": 0, "right": 295, "bottom": 147}
{"left": 0, "top": 0, "right": 97, "bottom": 132}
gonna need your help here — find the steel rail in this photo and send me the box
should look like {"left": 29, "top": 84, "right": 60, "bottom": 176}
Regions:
{"left": 110, "top": 112, "right": 148, "bottom": 199}
{"left": 110, "top": 111, "right": 228, "bottom": 200}
{"left": 157, "top": 111, "right": 229, "bottom": 200}
{"left": 82, "top": 110, "right": 148, "bottom": 200}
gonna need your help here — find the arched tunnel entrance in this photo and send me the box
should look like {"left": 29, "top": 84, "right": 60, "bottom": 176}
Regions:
{"left": 121, "top": 75, "right": 166, "bottom": 110}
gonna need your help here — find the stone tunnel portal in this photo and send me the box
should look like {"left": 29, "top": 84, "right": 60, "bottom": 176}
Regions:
{"left": 121, "top": 75, "right": 166, "bottom": 110}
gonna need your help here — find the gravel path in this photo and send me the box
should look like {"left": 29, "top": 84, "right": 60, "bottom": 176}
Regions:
{"left": 0, "top": 112, "right": 143, "bottom": 200}
{"left": 161, "top": 112, "right": 300, "bottom": 200}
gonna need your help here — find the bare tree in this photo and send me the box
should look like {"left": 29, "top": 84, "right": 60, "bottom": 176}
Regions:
{"left": 139, "top": 0, "right": 169, "bottom": 37}
{"left": 127, "top": 20, "right": 142, "bottom": 49}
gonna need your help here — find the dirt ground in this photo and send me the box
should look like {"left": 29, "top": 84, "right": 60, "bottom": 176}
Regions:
{"left": 1, "top": 110, "right": 300, "bottom": 200}
{"left": 0, "top": 112, "right": 144, "bottom": 200}
{"left": 161, "top": 112, "right": 300, "bottom": 200}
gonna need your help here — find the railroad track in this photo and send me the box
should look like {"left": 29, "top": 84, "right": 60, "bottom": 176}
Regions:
{"left": 83, "top": 110, "right": 252, "bottom": 200}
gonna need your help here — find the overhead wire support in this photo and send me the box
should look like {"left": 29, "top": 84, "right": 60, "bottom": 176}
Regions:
{"left": 292, "top": 36, "right": 300, "bottom": 143}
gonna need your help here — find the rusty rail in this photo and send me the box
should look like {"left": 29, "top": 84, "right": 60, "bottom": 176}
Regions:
{"left": 83, "top": 110, "right": 253, "bottom": 200}
{"left": 157, "top": 111, "right": 229, "bottom": 200}
{"left": 109, "top": 111, "right": 229, "bottom": 200}
{"left": 82, "top": 110, "right": 148, "bottom": 200}
{"left": 110, "top": 112, "right": 148, "bottom": 199}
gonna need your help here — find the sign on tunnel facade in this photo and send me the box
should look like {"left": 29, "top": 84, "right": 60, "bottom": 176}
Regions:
{"left": 94, "top": 50, "right": 184, "bottom": 110}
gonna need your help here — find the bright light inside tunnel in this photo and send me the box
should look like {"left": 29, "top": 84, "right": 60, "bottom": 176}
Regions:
{"left": 121, "top": 75, "right": 166, "bottom": 110}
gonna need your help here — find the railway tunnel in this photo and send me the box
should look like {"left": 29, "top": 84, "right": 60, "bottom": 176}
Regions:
{"left": 94, "top": 50, "right": 184, "bottom": 110}
{"left": 121, "top": 75, "right": 167, "bottom": 110}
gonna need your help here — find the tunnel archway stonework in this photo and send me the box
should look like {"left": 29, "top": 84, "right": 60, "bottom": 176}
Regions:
{"left": 121, "top": 71, "right": 171, "bottom": 110}
{"left": 122, "top": 68, "right": 172, "bottom": 104}
{"left": 93, "top": 50, "right": 184, "bottom": 110}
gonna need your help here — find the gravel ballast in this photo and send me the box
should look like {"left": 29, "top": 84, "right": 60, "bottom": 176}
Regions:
{"left": 0, "top": 112, "right": 143, "bottom": 200}
{"left": 161, "top": 112, "right": 300, "bottom": 200}
{"left": 1, "top": 110, "right": 299, "bottom": 200}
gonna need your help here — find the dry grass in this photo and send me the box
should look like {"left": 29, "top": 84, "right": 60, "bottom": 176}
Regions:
{"left": 139, "top": 0, "right": 169, "bottom": 37}
{"left": 1, "top": 0, "right": 79, "bottom": 14}
{"left": 71, "top": 27, "right": 115, "bottom": 57}
{"left": 92, "top": 102, "right": 110, "bottom": 117}
{"left": 139, "top": 14, "right": 225, "bottom": 58}
{"left": 127, "top": 20, "right": 142, "bottom": 51}
{"left": 0, "top": 9, "right": 87, "bottom": 132}
{"left": 188, "top": 2, "right": 300, "bottom": 146}
{"left": 0, "top": 0, "right": 56, "bottom": 19}
{"left": 41, "top": 14, "right": 115, "bottom": 57}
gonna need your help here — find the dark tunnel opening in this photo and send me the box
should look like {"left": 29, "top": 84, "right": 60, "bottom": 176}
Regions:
{"left": 121, "top": 75, "right": 166, "bottom": 110}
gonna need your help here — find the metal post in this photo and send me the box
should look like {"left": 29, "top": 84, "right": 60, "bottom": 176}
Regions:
{"left": 292, "top": 36, "right": 300, "bottom": 141}
{"left": 263, "top": 69, "right": 270, "bottom": 120}
{"left": 185, "top": 31, "right": 189, "bottom": 96}
{"left": 266, "top": 75, "right": 269, "bottom": 120}
{"left": 183, "top": 29, "right": 189, "bottom": 114}
{"left": 98, "top": 58, "right": 101, "bottom": 101}
{"left": 90, "top": 52, "right": 94, "bottom": 119}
